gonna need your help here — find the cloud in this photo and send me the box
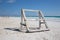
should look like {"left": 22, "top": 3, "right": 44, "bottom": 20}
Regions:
{"left": 7, "top": 0, "right": 16, "bottom": 3}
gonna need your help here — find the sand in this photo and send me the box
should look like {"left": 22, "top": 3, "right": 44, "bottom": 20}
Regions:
{"left": 0, "top": 17, "right": 60, "bottom": 40}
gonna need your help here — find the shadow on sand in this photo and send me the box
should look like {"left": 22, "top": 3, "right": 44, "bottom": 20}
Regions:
{"left": 4, "top": 27, "right": 50, "bottom": 33}
{"left": 4, "top": 28, "right": 21, "bottom": 32}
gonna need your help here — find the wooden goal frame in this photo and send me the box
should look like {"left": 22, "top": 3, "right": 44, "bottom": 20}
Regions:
{"left": 20, "top": 9, "right": 49, "bottom": 32}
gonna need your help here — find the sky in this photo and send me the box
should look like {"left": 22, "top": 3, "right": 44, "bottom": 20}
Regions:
{"left": 0, "top": 0, "right": 60, "bottom": 16}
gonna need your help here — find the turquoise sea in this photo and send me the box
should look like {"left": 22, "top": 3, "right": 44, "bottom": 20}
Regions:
{"left": 0, "top": 16, "right": 60, "bottom": 18}
{"left": 0, "top": 16, "right": 60, "bottom": 22}
{"left": 0, "top": 16, "right": 60, "bottom": 20}
{"left": 24, "top": 16, "right": 60, "bottom": 22}
{"left": 25, "top": 16, "right": 60, "bottom": 19}
{"left": 45, "top": 16, "right": 60, "bottom": 18}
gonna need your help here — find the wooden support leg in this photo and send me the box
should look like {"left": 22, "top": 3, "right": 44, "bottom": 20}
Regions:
{"left": 45, "top": 23, "right": 48, "bottom": 28}
{"left": 20, "top": 23, "right": 23, "bottom": 31}
{"left": 25, "top": 21, "right": 29, "bottom": 32}
{"left": 44, "top": 22, "right": 50, "bottom": 31}
{"left": 43, "top": 20, "right": 49, "bottom": 29}
{"left": 39, "top": 21, "right": 41, "bottom": 29}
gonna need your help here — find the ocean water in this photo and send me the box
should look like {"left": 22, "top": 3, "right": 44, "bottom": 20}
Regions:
{"left": 13, "top": 16, "right": 60, "bottom": 20}
{"left": 0, "top": 16, "right": 60, "bottom": 21}
{"left": 23, "top": 16, "right": 60, "bottom": 22}
{"left": 25, "top": 16, "right": 60, "bottom": 19}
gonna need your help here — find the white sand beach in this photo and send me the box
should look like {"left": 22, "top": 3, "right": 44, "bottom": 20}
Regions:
{"left": 0, "top": 17, "right": 60, "bottom": 40}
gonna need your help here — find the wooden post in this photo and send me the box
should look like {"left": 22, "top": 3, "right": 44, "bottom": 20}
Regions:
{"left": 38, "top": 11, "right": 41, "bottom": 29}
